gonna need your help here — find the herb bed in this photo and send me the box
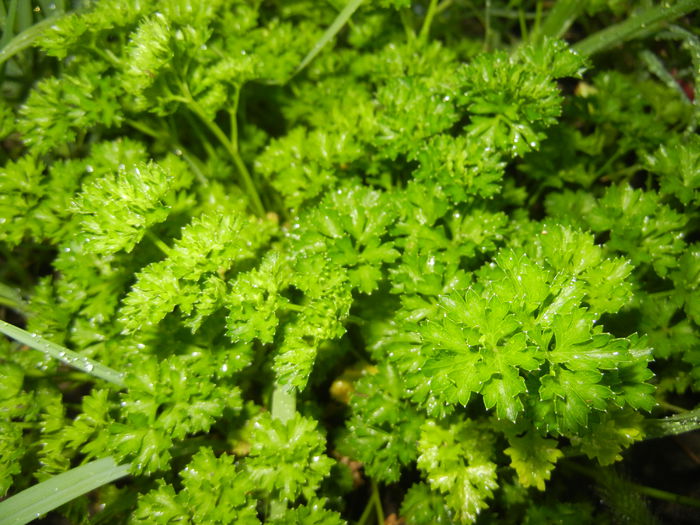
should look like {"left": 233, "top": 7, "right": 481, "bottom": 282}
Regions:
{"left": 1, "top": 1, "right": 700, "bottom": 524}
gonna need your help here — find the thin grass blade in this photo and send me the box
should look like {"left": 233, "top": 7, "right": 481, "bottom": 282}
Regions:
{"left": 0, "top": 16, "right": 58, "bottom": 66}
{"left": 0, "top": 320, "right": 125, "bottom": 387}
{"left": 295, "top": 0, "right": 364, "bottom": 75}
{"left": 0, "top": 457, "right": 130, "bottom": 525}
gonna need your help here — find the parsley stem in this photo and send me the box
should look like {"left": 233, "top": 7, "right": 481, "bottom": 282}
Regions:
{"left": 435, "top": 0, "right": 454, "bottom": 16}
{"left": 271, "top": 384, "right": 296, "bottom": 423}
{"left": 564, "top": 460, "right": 700, "bottom": 509}
{"left": 268, "top": 383, "right": 296, "bottom": 520}
{"left": 371, "top": 480, "right": 384, "bottom": 524}
{"left": 356, "top": 491, "right": 374, "bottom": 525}
{"left": 418, "top": 0, "right": 440, "bottom": 43}
{"left": 355, "top": 480, "right": 383, "bottom": 525}
{"left": 179, "top": 84, "right": 265, "bottom": 217}
{"left": 573, "top": 0, "right": 700, "bottom": 57}
{"left": 124, "top": 119, "right": 209, "bottom": 186}
{"left": 399, "top": 8, "right": 416, "bottom": 41}
{"left": 484, "top": 0, "right": 492, "bottom": 50}
{"left": 229, "top": 85, "right": 241, "bottom": 147}
{"left": 145, "top": 231, "right": 171, "bottom": 257}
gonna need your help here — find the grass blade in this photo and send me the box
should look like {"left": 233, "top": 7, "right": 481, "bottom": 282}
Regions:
{"left": 0, "top": 320, "right": 125, "bottom": 387}
{"left": 573, "top": 0, "right": 700, "bottom": 57}
{"left": 0, "top": 457, "right": 131, "bottom": 525}
{"left": 645, "top": 407, "right": 700, "bottom": 439}
{"left": 295, "top": 0, "right": 364, "bottom": 75}
{"left": 0, "top": 16, "right": 58, "bottom": 66}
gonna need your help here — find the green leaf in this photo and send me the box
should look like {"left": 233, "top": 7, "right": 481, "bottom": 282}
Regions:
{"left": 338, "top": 365, "right": 424, "bottom": 483}
{"left": 504, "top": 432, "right": 563, "bottom": 490}
{"left": 400, "top": 483, "right": 454, "bottom": 525}
{"left": 417, "top": 419, "right": 498, "bottom": 524}
{"left": 73, "top": 161, "right": 173, "bottom": 256}
{"left": 243, "top": 412, "right": 334, "bottom": 503}
{"left": 133, "top": 447, "right": 259, "bottom": 524}
{"left": 571, "top": 409, "right": 645, "bottom": 465}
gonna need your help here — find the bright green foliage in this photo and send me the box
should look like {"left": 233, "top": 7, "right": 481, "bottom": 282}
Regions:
{"left": 400, "top": 483, "right": 454, "bottom": 525}
{"left": 504, "top": 431, "right": 563, "bottom": 490}
{"left": 570, "top": 408, "right": 645, "bottom": 465}
{"left": 18, "top": 63, "right": 124, "bottom": 155}
{"left": 292, "top": 184, "right": 399, "bottom": 294}
{"left": 457, "top": 39, "right": 586, "bottom": 156}
{"left": 255, "top": 128, "right": 364, "bottom": 211}
{"left": 73, "top": 161, "right": 174, "bottom": 256}
{"left": 0, "top": 155, "right": 46, "bottom": 246}
{"left": 121, "top": 210, "right": 275, "bottom": 332}
{"left": 645, "top": 135, "right": 700, "bottom": 206}
{"left": 337, "top": 365, "right": 424, "bottom": 482}
{"left": 112, "top": 353, "right": 244, "bottom": 474}
{"left": 0, "top": 361, "right": 28, "bottom": 496}
{"left": 2, "top": 1, "right": 700, "bottom": 524}
{"left": 133, "top": 447, "right": 259, "bottom": 524}
{"left": 417, "top": 419, "right": 498, "bottom": 524}
{"left": 546, "top": 185, "right": 687, "bottom": 277}
{"left": 410, "top": 134, "right": 506, "bottom": 202}
{"left": 226, "top": 252, "right": 291, "bottom": 344}
{"left": 243, "top": 412, "right": 334, "bottom": 503}
{"left": 393, "top": 226, "right": 649, "bottom": 433}
{"left": 269, "top": 500, "right": 344, "bottom": 525}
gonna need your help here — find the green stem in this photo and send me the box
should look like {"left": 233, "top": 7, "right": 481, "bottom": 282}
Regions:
{"left": 123, "top": 118, "right": 162, "bottom": 140}
{"left": 179, "top": 84, "right": 265, "bottom": 216}
{"left": 418, "top": 0, "right": 440, "bottom": 43}
{"left": 564, "top": 461, "right": 700, "bottom": 509}
{"left": 435, "top": 0, "right": 453, "bottom": 16}
{"left": 635, "top": 484, "right": 700, "bottom": 509}
{"left": 229, "top": 85, "right": 241, "bottom": 147}
{"left": 268, "top": 383, "right": 296, "bottom": 520}
{"left": 399, "top": 8, "right": 416, "bottom": 41}
{"left": 656, "top": 400, "right": 689, "bottom": 414}
{"left": 0, "top": 320, "right": 125, "bottom": 387}
{"left": 124, "top": 119, "right": 209, "bottom": 185}
{"left": 371, "top": 480, "right": 384, "bottom": 524}
{"left": 271, "top": 384, "right": 296, "bottom": 423}
{"left": 0, "top": 0, "right": 18, "bottom": 49}
{"left": 535, "top": 0, "right": 583, "bottom": 41}
{"left": 483, "top": 0, "right": 492, "bottom": 50}
{"left": 145, "top": 231, "right": 172, "bottom": 257}
{"left": 356, "top": 490, "right": 375, "bottom": 525}
{"left": 0, "top": 15, "right": 58, "bottom": 67}
{"left": 573, "top": 0, "right": 700, "bottom": 57}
